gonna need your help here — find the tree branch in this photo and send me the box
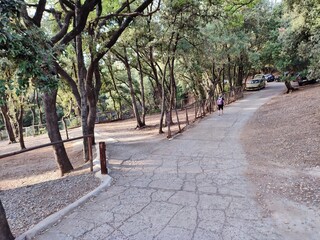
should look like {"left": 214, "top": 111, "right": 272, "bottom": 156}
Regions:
{"left": 51, "top": 11, "right": 74, "bottom": 44}
{"left": 93, "top": 0, "right": 160, "bottom": 24}
{"left": 59, "top": 0, "right": 75, "bottom": 11}
{"left": 59, "top": 0, "right": 100, "bottom": 46}
{"left": 31, "top": 0, "right": 46, "bottom": 27}
{"left": 53, "top": 61, "right": 81, "bottom": 108}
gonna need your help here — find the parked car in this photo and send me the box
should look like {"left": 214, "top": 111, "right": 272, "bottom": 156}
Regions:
{"left": 245, "top": 79, "right": 266, "bottom": 90}
{"left": 297, "top": 77, "right": 317, "bottom": 86}
{"left": 264, "top": 74, "right": 275, "bottom": 82}
{"left": 293, "top": 70, "right": 318, "bottom": 86}
{"left": 253, "top": 74, "right": 266, "bottom": 80}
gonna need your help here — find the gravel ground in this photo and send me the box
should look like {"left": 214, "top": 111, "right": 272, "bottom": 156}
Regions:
{"left": 0, "top": 170, "right": 100, "bottom": 237}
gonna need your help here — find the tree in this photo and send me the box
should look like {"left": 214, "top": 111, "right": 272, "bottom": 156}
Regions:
{"left": 0, "top": 200, "right": 14, "bottom": 240}
{"left": 49, "top": 0, "right": 157, "bottom": 157}
{"left": 0, "top": 0, "right": 73, "bottom": 174}
{"left": 0, "top": 78, "right": 16, "bottom": 143}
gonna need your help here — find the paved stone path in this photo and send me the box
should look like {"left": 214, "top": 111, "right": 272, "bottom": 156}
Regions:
{"left": 35, "top": 84, "right": 285, "bottom": 239}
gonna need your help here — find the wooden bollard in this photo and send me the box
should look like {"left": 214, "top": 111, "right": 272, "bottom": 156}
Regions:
{"left": 88, "top": 136, "right": 93, "bottom": 172}
{"left": 99, "top": 142, "right": 108, "bottom": 174}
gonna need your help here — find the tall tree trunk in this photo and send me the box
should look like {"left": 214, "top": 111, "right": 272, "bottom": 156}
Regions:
{"left": 106, "top": 59, "right": 123, "bottom": 119}
{"left": 147, "top": 10, "right": 162, "bottom": 108}
{"left": 62, "top": 99, "right": 73, "bottom": 140}
{"left": 167, "top": 62, "right": 175, "bottom": 138}
{"left": 159, "top": 58, "right": 170, "bottom": 134}
{"left": 0, "top": 104, "right": 16, "bottom": 143}
{"left": 16, "top": 103, "right": 26, "bottom": 150}
{"left": 227, "top": 54, "right": 233, "bottom": 90}
{"left": 238, "top": 53, "right": 244, "bottom": 86}
{"left": 168, "top": 33, "right": 179, "bottom": 124}
{"left": 0, "top": 200, "right": 14, "bottom": 240}
{"left": 136, "top": 39, "right": 146, "bottom": 125}
{"left": 149, "top": 47, "right": 162, "bottom": 107}
{"left": 87, "top": 66, "right": 102, "bottom": 145}
{"left": 43, "top": 89, "right": 73, "bottom": 175}
{"left": 35, "top": 90, "right": 44, "bottom": 125}
{"left": 30, "top": 106, "right": 36, "bottom": 137}
{"left": 75, "top": 1, "right": 89, "bottom": 161}
{"left": 121, "top": 47, "right": 144, "bottom": 128}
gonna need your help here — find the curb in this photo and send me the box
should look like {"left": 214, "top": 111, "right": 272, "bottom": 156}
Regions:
{"left": 16, "top": 175, "right": 112, "bottom": 240}
{"left": 16, "top": 142, "right": 112, "bottom": 240}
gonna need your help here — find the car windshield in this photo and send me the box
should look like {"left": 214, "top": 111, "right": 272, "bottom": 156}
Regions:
{"left": 254, "top": 74, "right": 264, "bottom": 79}
{"left": 251, "top": 80, "right": 260, "bottom": 83}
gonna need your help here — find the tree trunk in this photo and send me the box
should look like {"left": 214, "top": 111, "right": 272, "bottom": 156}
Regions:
{"left": 0, "top": 104, "right": 16, "bottom": 143}
{"left": 87, "top": 66, "right": 102, "bottom": 145}
{"left": 159, "top": 58, "right": 170, "bottom": 134}
{"left": 35, "top": 90, "right": 44, "bottom": 125}
{"left": 149, "top": 48, "right": 162, "bottom": 108}
{"left": 284, "top": 80, "right": 296, "bottom": 94}
{"left": 237, "top": 52, "right": 245, "bottom": 86}
{"left": 62, "top": 99, "right": 73, "bottom": 140}
{"left": 136, "top": 39, "right": 146, "bottom": 125}
{"left": 43, "top": 89, "right": 73, "bottom": 175}
{"left": 75, "top": 1, "right": 89, "bottom": 161}
{"left": 168, "top": 59, "right": 176, "bottom": 138}
{"left": 227, "top": 54, "right": 233, "bottom": 90}
{"left": 16, "top": 104, "right": 26, "bottom": 150}
{"left": 122, "top": 47, "right": 144, "bottom": 128}
{"left": 0, "top": 200, "right": 14, "bottom": 240}
{"left": 106, "top": 59, "right": 123, "bottom": 119}
{"left": 30, "top": 106, "right": 36, "bottom": 137}
{"left": 62, "top": 116, "right": 69, "bottom": 139}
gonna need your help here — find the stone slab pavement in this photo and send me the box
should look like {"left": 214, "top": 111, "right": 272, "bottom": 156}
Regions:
{"left": 32, "top": 83, "right": 286, "bottom": 239}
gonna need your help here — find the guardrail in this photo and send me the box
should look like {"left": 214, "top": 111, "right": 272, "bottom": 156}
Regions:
{"left": 0, "top": 135, "right": 94, "bottom": 172}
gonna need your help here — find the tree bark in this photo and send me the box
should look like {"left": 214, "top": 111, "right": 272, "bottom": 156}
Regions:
{"left": 114, "top": 47, "right": 144, "bottom": 128}
{"left": 136, "top": 39, "right": 146, "bottom": 125}
{"left": 237, "top": 52, "right": 245, "bottom": 86}
{"left": 0, "top": 104, "right": 16, "bottom": 143}
{"left": 87, "top": 64, "right": 102, "bottom": 145}
{"left": 284, "top": 80, "right": 297, "bottom": 94}
{"left": 125, "top": 52, "right": 144, "bottom": 128}
{"left": 159, "top": 58, "right": 170, "bottom": 134}
{"left": 75, "top": 1, "right": 89, "bottom": 161}
{"left": 35, "top": 90, "right": 44, "bottom": 125}
{"left": 30, "top": 106, "right": 36, "bottom": 136}
{"left": 106, "top": 59, "right": 123, "bottom": 119}
{"left": 43, "top": 89, "right": 73, "bottom": 175}
{"left": 16, "top": 103, "right": 26, "bottom": 150}
{"left": 0, "top": 200, "right": 14, "bottom": 240}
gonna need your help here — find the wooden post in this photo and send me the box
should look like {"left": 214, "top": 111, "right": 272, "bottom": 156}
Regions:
{"left": 166, "top": 111, "right": 172, "bottom": 138}
{"left": 186, "top": 107, "right": 189, "bottom": 125}
{"left": 88, "top": 136, "right": 93, "bottom": 172}
{"left": 99, "top": 142, "right": 107, "bottom": 174}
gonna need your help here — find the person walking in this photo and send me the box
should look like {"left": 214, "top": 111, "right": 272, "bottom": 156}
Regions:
{"left": 217, "top": 95, "right": 224, "bottom": 115}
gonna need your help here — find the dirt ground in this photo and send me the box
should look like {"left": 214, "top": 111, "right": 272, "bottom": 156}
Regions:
{"left": 1, "top": 82, "right": 320, "bottom": 238}
{"left": 241, "top": 82, "right": 320, "bottom": 238}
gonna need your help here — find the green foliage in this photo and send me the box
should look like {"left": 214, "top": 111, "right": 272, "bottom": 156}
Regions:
{"left": 0, "top": 0, "right": 57, "bottom": 93}
{"left": 2, "top": 0, "right": 320, "bottom": 134}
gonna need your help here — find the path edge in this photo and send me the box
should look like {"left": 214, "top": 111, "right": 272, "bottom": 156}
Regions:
{"left": 16, "top": 175, "right": 112, "bottom": 240}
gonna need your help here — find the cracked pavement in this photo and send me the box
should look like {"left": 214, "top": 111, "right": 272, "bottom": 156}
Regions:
{"left": 35, "top": 84, "right": 286, "bottom": 240}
